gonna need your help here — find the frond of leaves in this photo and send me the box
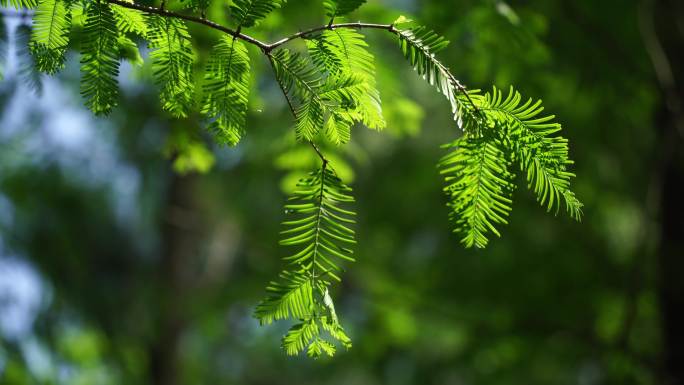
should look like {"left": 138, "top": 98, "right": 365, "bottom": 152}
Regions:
{"left": 80, "top": 2, "right": 120, "bottom": 115}
{"left": 201, "top": 36, "right": 250, "bottom": 146}
{"left": 147, "top": 16, "right": 196, "bottom": 118}
{"left": 477, "top": 86, "right": 583, "bottom": 219}
{"left": 30, "top": 0, "right": 71, "bottom": 74}
{"left": 392, "top": 21, "right": 582, "bottom": 246}
{"left": 254, "top": 271, "right": 314, "bottom": 325}
{"left": 230, "top": 0, "right": 286, "bottom": 28}
{"left": 111, "top": 2, "right": 147, "bottom": 36}
{"left": 18, "top": 0, "right": 585, "bottom": 358}
{"left": 279, "top": 167, "right": 357, "bottom": 281}
{"left": 15, "top": 25, "right": 43, "bottom": 94}
{"left": 323, "top": 0, "right": 366, "bottom": 19}
{"left": 440, "top": 134, "right": 515, "bottom": 248}
{"left": 440, "top": 86, "right": 582, "bottom": 247}
{"left": 307, "top": 29, "right": 385, "bottom": 129}
{"left": 270, "top": 49, "right": 321, "bottom": 100}
{"left": 396, "top": 25, "right": 466, "bottom": 126}
{"left": 270, "top": 49, "right": 367, "bottom": 144}
{"left": 255, "top": 167, "right": 355, "bottom": 357}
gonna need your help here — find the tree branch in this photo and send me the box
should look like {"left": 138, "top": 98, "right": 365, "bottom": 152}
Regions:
{"left": 105, "top": 0, "right": 270, "bottom": 49}
{"left": 103, "top": 0, "right": 480, "bottom": 138}
{"left": 104, "top": 0, "right": 396, "bottom": 53}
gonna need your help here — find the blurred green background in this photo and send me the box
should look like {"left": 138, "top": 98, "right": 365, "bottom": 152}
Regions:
{"left": 1, "top": 0, "right": 683, "bottom": 384}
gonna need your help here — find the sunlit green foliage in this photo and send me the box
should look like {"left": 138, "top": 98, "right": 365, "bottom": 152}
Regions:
{"left": 440, "top": 133, "right": 516, "bottom": 248}
{"left": 1, "top": 0, "right": 582, "bottom": 358}
{"left": 477, "top": 87, "right": 583, "bottom": 219}
{"left": 395, "top": 23, "right": 582, "bottom": 247}
{"left": 307, "top": 29, "right": 385, "bottom": 129}
{"left": 254, "top": 167, "right": 355, "bottom": 358}
{"left": 201, "top": 37, "right": 250, "bottom": 145}
{"left": 80, "top": 2, "right": 120, "bottom": 115}
{"left": 147, "top": 16, "right": 196, "bottom": 118}
{"left": 439, "top": 87, "right": 582, "bottom": 248}
{"left": 0, "top": 0, "right": 37, "bottom": 10}
{"left": 30, "top": 0, "right": 71, "bottom": 74}
{"left": 111, "top": 2, "right": 147, "bottom": 36}
{"left": 270, "top": 49, "right": 368, "bottom": 144}
{"left": 323, "top": 0, "right": 366, "bottom": 19}
{"left": 230, "top": 0, "right": 286, "bottom": 28}
{"left": 396, "top": 24, "right": 463, "bottom": 125}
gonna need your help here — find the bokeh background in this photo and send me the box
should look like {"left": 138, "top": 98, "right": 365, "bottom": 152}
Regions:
{"left": 1, "top": 0, "right": 683, "bottom": 384}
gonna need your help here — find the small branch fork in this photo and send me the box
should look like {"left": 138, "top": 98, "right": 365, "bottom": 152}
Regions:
{"left": 102, "top": 0, "right": 474, "bottom": 163}
{"left": 105, "top": 0, "right": 395, "bottom": 53}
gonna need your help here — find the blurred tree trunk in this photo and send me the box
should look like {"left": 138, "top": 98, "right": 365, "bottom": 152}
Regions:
{"left": 149, "top": 173, "right": 200, "bottom": 385}
{"left": 642, "top": 1, "right": 684, "bottom": 384}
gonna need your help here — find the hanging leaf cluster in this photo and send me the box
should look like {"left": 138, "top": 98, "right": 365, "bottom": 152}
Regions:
{"left": 255, "top": 166, "right": 355, "bottom": 358}
{"left": 0, "top": 0, "right": 583, "bottom": 358}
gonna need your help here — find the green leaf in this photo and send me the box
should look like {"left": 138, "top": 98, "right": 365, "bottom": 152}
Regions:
{"left": 307, "top": 337, "right": 336, "bottom": 358}
{"left": 270, "top": 49, "right": 367, "bottom": 144}
{"left": 254, "top": 271, "right": 314, "bottom": 325}
{"left": 80, "top": 2, "right": 120, "bottom": 115}
{"left": 1, "top": 0, "right": 38, "bottom": 10}
{"left": 440, "top": 134, "right": 515, "bottom": 248}
{"left": 397, "top": 25, "right": 467, "bottom": 127}
{"left": 307, "top": 29, "right": 385, "bottom": 129}
{"left": 282, "top": 319, "right": 319, "bottom": 356}
{"left": 280, "top": 167, "right": 356, "bottom": 278}
{"left": 476, "top": 86, "right": 583, "bottom": 219}
{"left": 230, "top": 0, "right": 286, "bottom": 28}
{"left": 30, "top": 0, "right": 71, "bottom": 74}
{"left": 441, "top": 86, "right": 582, "bottom": 247}
{"left": 323, "top": 0, "right": 366, "bottom": 19}
{"left": 201, "top": 36, "right": 251, "bottom": 146}
{"left": 147, "top": 16, "right": 196, "bottom": 118}
{"left": 111, "top": 2, "right": 148, "bottom": 36}
{"left": 255, "top": 166, "right": 357, "bottom": 357}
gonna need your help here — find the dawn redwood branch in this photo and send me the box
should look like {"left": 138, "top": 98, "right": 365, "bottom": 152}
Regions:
{"left": 103, "top": 0, "right": 480, "bottom": 155}
{"left": 104, "top": 0, "right": 396, "bottom": 52}
{"left": 105, "top": 0, "right": 270, "bottom": 49}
